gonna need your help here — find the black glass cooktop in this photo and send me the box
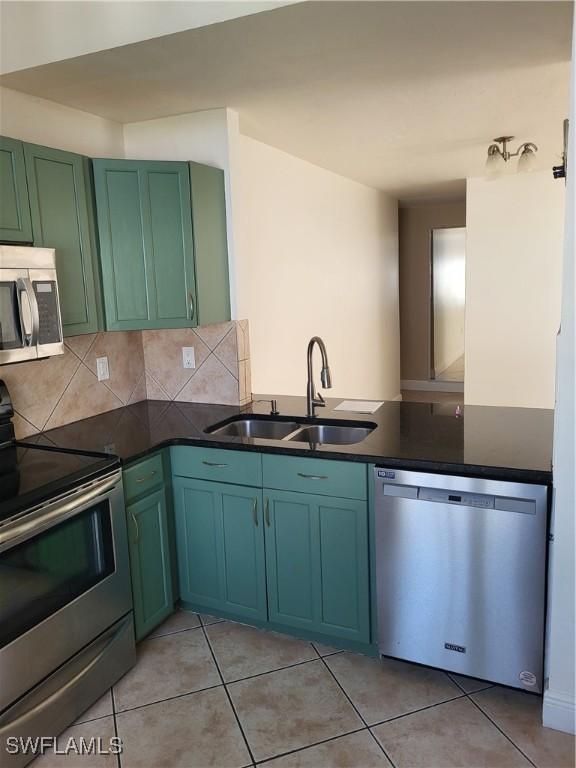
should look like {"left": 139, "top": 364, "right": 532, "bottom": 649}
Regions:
{"left": 0, "top": 441, "right": 119, "bottom": 523}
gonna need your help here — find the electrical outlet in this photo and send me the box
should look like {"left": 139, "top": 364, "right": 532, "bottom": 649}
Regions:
{"left": 96, "top": 356, "right": 110, "bottom": 381}
{"left": 182, "top": 346, "right": 196, "bottom": 369}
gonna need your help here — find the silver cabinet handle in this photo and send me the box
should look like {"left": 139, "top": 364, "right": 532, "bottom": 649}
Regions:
{"left": 265, "top": 498, "right": 271, "bottom": 527}
{"left": 136, "top": 470, "right": 157, "bottom": 484}
{"left": 130, "top": 511, "right": 139, "bottom": 543}
{"left": 253, "top": 498, "right": 258, "bottom": 527}
{"left": 297, "top": 472, "right": 328, "bottom": 480}
{"left": 189, "top": 291, "right": 196, "bottom": 322}
{"left": 202, "top": 461, "right": 228, "bottom": 468}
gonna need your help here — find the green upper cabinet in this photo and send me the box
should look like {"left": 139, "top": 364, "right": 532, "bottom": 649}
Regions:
{"left": 24, "top": 143, "right": 103, "bottom": 336}
{"left": 0, "top": 136, "right": 33, "bottom": 243}
{"left": 93, "top": 158, "right": 231, "bottom": 332}
{"left": 264, "top": 488, "right": 370, "bottom": 644}
{"left": 189, "top": 162, "right": 230, "bottom": 326}
{"left": 93, "top": 159, "right": 196, "bottom": 331}
{"left": 173, "top": 476, "right": 267, "bottom": 622}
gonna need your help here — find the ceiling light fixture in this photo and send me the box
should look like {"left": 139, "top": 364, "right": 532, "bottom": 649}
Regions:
{"left": 485, "top": 136, "right": 538, "bottom": 177}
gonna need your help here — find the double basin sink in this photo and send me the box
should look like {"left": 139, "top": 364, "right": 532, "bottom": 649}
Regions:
{"left": 205, "top": 415, "right": 376, "bottom": 446}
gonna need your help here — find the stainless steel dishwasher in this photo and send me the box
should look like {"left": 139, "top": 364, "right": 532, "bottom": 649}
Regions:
{"left": 374, "top": 467, "right": 548, "bottom": 692}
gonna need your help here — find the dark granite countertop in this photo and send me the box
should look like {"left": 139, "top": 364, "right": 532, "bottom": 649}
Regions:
{"left": 35, "top": 395, "right": 554, "bottom": 484}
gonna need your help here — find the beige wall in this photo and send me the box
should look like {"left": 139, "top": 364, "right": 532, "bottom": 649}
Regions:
{"left": 0, "top": 86, "right": 124, "bottom": 157}
{"left": 399, "top": 201, "right": 466, "bottom": 382}
{"left": 465, "top": 172, "right": 564, "bottom": 409}
{"left": 232, "top": 133, "right": 400, "bottom": 401}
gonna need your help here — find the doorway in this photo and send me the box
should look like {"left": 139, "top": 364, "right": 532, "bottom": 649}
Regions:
{"left": 430, "top": 227, "right": 466, "bottom": 383}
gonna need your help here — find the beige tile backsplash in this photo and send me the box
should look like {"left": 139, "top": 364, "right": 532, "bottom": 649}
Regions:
{"left": 3, "top": 321, "right": 252, "bottom": 439}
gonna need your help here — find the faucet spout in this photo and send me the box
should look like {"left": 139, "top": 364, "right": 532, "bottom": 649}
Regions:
{"left": 306, "top": 336, "right": 332, "bottom": 417}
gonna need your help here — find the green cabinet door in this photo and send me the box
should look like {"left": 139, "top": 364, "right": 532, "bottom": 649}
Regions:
{"left": 126, "top": 489, "right": 174, "bottom": 641}
{"left": 173, "top": 476, "right": 266, "bottom": 621}
{"left": 0, "top": 136, "right": 32, "bottom": 242}
{"left": 24, "top": 144, "right": 102, "bottom": 336}
{"left": 264, "top": 489, "right": 370, "bottom": 643}
{"left": 189, "top": 162, "right": 230, "bottom": 325}
{"left": 92, "top": 159, "right": 196, "bottom": 331}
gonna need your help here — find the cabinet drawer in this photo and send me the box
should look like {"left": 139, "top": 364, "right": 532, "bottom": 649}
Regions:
{"left": 171, "top": 446, "right": 262, "bottom": 487}
{"left": 262, "top": 455, "right": 367, "bottom": 500}
{"left": 124, "top": 453, "right": 164, "bottom": 502}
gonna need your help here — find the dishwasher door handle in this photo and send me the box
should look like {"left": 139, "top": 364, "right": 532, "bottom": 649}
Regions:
{"left": 383, "top": 484, "right": 419, "bottom": 499}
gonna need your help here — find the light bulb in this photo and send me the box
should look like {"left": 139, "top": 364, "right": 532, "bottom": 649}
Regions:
{"left": 485, "top": 145, "right": 504, "bottom": 177}
{"left": 518, "top": 145, "right": 537, "bottom": 173}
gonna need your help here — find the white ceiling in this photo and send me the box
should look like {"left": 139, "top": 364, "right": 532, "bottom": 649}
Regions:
{"left": 1, "top": 1, "right": 572, "bottom": 199}
{"left": 0, "top": 1, "right": 297, "bottom": 75}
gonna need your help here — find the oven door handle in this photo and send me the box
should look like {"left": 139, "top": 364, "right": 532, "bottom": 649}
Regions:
{"left": 0, "top": 470, "right": 122, "bottom": 551}
{"left": 16, "top": 277, "right": 39, "bottom": 347}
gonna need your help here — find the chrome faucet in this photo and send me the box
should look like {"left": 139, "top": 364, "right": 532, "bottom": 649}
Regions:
{"left": 306, "top": 336, "right": 332, "bottom": 417}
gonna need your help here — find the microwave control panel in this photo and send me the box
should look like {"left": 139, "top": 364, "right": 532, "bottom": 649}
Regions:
{"left": 33, "top": 281, "right": 62, "bottom": 345}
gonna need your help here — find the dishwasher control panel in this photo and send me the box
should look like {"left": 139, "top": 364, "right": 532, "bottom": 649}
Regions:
{"left": 418, "top": 488, "right": 494, "bottom": 508}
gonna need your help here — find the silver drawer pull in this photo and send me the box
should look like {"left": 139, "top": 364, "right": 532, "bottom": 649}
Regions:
{"left": 297, "top": 472, "right": 328, "bottom": 480}
{"left": 202, "top": 461, "right": 229, "bottom": 468}
{"left": 136, "top": 471, "right": 157, "bottom": 484}
{"left": 253, "top": 498, "right": 258, "bottom": 527}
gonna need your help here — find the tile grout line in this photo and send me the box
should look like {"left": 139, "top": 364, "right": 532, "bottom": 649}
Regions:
{"left": 200, "top": 623, "right": 258, "bottom": 766}
{"left": 465, "top": 694, "right": 539, "bottom": 768}
{"left": 144, "top": 369, "right": 173, "bottom": 401}
{"left": 446, "top": 672, "right": 494, "bottom": 696}
{"left": 224, "top": 655, "right": 325, "bottom": 686}
{"left": 113, "top": 681, "right": 224, "bottom": 717}
{"left": 313, "top": 649, "right": 398, "bottom": 768}
{"left": 213, "top": 326, "right": 240, "bottom": 381}
{"left": 125, "top": 369, "right": 146, "bottom": 406}
{"left": 368, "top": 692, "right": 469, "bottom": 728}
{"left": 39, "top": 355, "right": 83, "bottom": 431}
{"left": 254, "top": 726, "right": 370, "bottom": 766}
{"left": 171, "top": 351, "right": 213, "bottom": 401}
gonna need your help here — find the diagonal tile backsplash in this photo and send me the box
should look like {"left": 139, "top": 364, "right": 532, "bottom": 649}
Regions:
{"left": 3, "top": 321, "right": 252, "bottom": 439}
{"left": 141, "top": 321, "right": 248, "bottom": 406}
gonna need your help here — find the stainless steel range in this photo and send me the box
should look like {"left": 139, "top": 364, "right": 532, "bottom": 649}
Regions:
{"left": 0, "top": 382, "right": 135, "bottom": 767}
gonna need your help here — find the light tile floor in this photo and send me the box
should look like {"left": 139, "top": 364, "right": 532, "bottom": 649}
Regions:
{"left": 33, "top": 610, "right": 575, "bottom": 768}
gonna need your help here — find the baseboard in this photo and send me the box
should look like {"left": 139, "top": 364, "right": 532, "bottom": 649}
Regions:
{"left": 543, "top": 689, "right": 576, "bottom": 734}
{"left": 401, "top": 379, "right": 464, "bottom": 393}
{"left": 392, "top": 394, "right": 403, "bottom": 401}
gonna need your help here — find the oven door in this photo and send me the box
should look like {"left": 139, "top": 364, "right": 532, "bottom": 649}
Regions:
{"left": 0, "top": 470, "right": 132, "bottom": 710}
{"left": 0, "top": 270, "right": 40, "bottom": 365}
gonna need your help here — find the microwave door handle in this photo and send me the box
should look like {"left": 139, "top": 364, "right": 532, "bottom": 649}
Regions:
{"left": 16, "top": 277, "right": 39, "bottom": 346}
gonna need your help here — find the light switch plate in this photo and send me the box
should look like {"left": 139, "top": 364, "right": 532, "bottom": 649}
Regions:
{"left": 96, "top": 356, "right": 110, "bottom": 381}
{"left": 182, "top": 347, "right": 196, "bottom": 369}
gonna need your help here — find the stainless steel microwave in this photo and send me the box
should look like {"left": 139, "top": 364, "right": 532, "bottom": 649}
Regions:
{"left": 0, "top": 246, "right": 64, "bottom": 365}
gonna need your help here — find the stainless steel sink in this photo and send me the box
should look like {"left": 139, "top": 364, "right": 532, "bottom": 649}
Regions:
{"left": 289, "top": 423, "right": 375, "bottom": 445}
{"left": 206, "top": 415, "right": 376, "bottom": 445}
{"left": 207, "top": 418, "right": 301, "bottom": 440}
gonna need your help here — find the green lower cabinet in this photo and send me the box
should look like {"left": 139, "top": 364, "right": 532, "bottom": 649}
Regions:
{"left": 126, "top": 489, "right": 174, "bottom": 641}
{"left": 173, "top": 477, "right": 267, "bottom": 621}
{"left": 264, "top": 489, "right": 370, "bottom": 644}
